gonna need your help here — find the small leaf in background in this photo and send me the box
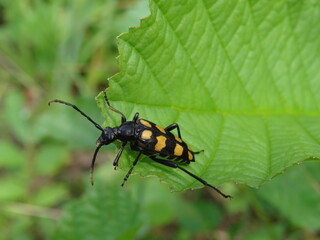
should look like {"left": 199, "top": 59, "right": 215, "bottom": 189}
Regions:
{"left": 31, "top": 184, "right": 69, "bottom": 206}
{"left": 35, "top": 143, "right": 70, "bottom": 176}
{"left": 51, "top": 183, "right": 143, "bottom": 240}
{"left": 4, "top": 216, "right": 34, "bottom": 240}
{"left": 130, "top": 176, "right": 179, "bottom": 226}
{"left": 245, "top": 224, "right": 284, "bottom": 240}
{"left": 0, "top": 141, "right": 25, "bottom": 169}
{"left": 0, "top": 140, "right": 27, "bottom": 201}
{"left": 177, "top": 200, "right": 221, "bottom": 234}
{"left": 3, "top": 89, "right": 30, "bottom": 143}
{"left": 0, "top": 178, "right": 26, "bottom": 201}
{"left": 97, "top": 0, "right": 320, "bottom": 192}
{"left": 257, "top": 161, "right": 320, "bottom": 230}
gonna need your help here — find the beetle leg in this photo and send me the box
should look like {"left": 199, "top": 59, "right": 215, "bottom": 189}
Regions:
{"left": 193, "top": 150, "right": 204, "bottom": 154}
{"left": 165, "top": 123, "right": 203, "bottom": 154}
{"left": 150, "top": 157, "right": 231, "bottom": 199}
{"left": 165, "top": 123, "right": 182, "bottom": 138}
{"left": 113, "top": 142, "right": 127, "bottom": 170}
{"left": 121, "top": 152, "right": 142, "bottom": 187}
{"left": 132, "top": 112, "right": 139, "bottom": 122}
{"left": 103, "top": 91, "right": 127, "bottom": 123}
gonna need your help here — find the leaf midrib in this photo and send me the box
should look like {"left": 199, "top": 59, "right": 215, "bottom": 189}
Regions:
{"left": 109, "top": 100, "right": 320, "bottom": 117}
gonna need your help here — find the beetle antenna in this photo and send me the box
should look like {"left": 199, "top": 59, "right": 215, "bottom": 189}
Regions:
{"left": 48, "top": 99, "right": 103, "bottom": 132}
{"left": 90, "top": 144, "right": 103, "bottom": 185}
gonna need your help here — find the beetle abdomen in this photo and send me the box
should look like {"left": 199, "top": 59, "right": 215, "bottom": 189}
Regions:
{"left": 136, "top": 119, "right": 195, "bottom": 163}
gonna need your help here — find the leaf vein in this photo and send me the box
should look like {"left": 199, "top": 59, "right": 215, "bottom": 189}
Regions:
{"left": 152, "top": 0, "right": 218, "bottom": 109}
{"left": 246, "top": 0, "right": 289, "bottom": 109}
{"left": 186, "top": 115, "right": 225, "bottom": 188}
{"left": 285, "top": 3, "right": 320, "bottom": 111}
{"left": 120, "top": 39, "right": 172, "bottom": 104}
{"left": 200, "top": 0, "right": 258, "bottom": 110}
{"left": 293, "top": 117, "right": 320, "bottom": 146}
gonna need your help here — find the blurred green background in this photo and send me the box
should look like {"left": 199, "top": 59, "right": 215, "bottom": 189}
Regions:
{"left": 0, "top": 0, "right": 319, "bottom": 239}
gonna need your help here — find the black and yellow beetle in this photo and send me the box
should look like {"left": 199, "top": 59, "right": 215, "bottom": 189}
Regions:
{"left": 49, "top": 92, "right": 231, "bottom": 198}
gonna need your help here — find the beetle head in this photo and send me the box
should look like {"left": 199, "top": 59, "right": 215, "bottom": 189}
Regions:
{"left": 96, "top": 127, "right": 116, "bottom": 146}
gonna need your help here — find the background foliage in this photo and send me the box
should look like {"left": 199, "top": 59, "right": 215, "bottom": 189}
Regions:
{"left": 0, "top": 0, "right": 319, "bottom": 239}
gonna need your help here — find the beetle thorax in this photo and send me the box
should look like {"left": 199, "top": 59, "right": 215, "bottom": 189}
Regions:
{"left": 114, "top": 122, "right": 136, "bottom": 141}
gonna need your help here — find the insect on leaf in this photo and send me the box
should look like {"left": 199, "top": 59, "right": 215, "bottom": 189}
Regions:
{"left": 96, "top": 0, "right": 320, "bottom": 191}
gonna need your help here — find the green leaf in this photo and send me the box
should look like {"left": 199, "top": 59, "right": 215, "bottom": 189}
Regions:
{"left": 245, "top": 224, "right": 284, "bottom": 240}
{"left": 97, "top": 0, "right": 320, "bottom": 191}
{"left": 35, "top": 144, "right": 69, "bottom": 176}
{"left": 3, "top": 89, "right": 30, "bottom": 143}
{"left": 0, "top": 141, "right": 25, "bottom": 169}
{"left": 31, "top": 183, "right": 69, "bottom": 206}
{"left": 176, "top": 200, "right": 221, "bottom": 234}
{"left": 0, "top": 178, "right": 26, "bottom": 201}
{"left": 257, "top": 161, "right": 320, "bottom": 230}
{"left": 51, "top": 183, "right": 143, "bottom": 240}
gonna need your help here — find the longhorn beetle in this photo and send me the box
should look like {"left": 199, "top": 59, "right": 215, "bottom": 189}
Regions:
{"left": 48, "top": 92, "right": 231, "bottom": 198}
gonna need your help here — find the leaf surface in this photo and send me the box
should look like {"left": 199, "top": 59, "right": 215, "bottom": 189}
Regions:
{"left": 97, "top": 0, "right": 320, "bottom": 191}
{"left": 51, "top": 184, "right": 142, "bottom": 240}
